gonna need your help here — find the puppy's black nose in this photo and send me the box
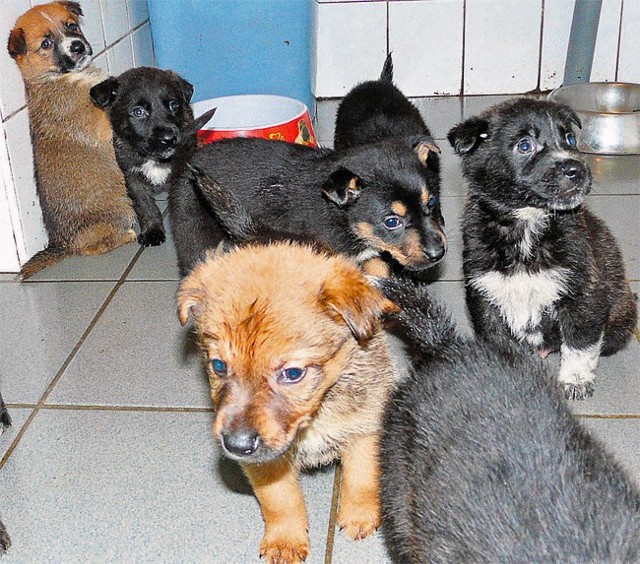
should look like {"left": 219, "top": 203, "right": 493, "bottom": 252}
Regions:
{"left": 561, "top": 160, "right": 583, "bottom": 179}
{"left": 424, "top": 244, "right": 446, "bottom": 262}
{"left": 156, "top": 129, "right": 178, "bottom": 148}
{"left": 70, "top": 40, "right": 85, "bottom": 55}
{"left": 222, "top": 429, "right": 260, "bottom": 457}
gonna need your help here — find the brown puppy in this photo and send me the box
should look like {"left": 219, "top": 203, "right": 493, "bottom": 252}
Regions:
{"left": 8, "top": 1, "right": 135, "bottom": 279}
{"left": 178, "top": 241, "right": 403, "bottom": 563}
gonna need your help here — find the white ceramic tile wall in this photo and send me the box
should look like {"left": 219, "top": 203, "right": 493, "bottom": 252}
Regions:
{"left": 314, "top": 0, "right": 638, "bottom": 98}
{"left": 618, "top": 0, "right": 640, "bottom": 83}
{"left": 0, "top": 0, "right": 155, "bottom": 273}
{"left": 389, "top": 0, "right": 464, "bottom": 97}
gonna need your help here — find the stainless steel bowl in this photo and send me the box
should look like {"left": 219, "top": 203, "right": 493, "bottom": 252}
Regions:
{"left": 548, "top": 82, "right": 640, "bottom": 155}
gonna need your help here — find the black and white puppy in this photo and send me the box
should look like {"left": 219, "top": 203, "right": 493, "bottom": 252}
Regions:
{"left": 0, "top": 391, "right": 11, "bottom": 555}
{"left": 379, "top": 278, "right": 640, "bottom": 563}
{"left": 90, "top": 67, "right": 215, "bottom": 247}
{"left": 448, "top": 98, "right": 637, "bottom": 400}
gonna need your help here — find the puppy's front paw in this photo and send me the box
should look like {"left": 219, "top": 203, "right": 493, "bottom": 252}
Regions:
{"left": 562, "top": 380, "right": 595, "bottom": 401}
{"left": 260, "top": 533, "right": 309, "bottom": 564}
{"left": 337, "top": 496, "right": 380, "bottom": 541}
{"left": 138, "top": 225, "right": 165, "bottom": 247}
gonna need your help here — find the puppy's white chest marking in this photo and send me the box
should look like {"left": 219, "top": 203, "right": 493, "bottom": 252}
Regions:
{"left": 513, "top": 207, "right": 549, "bottom": 258}
{"left": 470, "top": 267, "right": 569, "bottom": 342}
{"left": 132, "top": 160, "right": 171, "bottom": 185}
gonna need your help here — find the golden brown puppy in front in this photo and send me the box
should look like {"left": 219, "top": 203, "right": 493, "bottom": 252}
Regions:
{"left": 178, "top": 241, "right": 403, "bottom": 563}
{"left": 7, "top": 1, "right": 135, "bottom": 279}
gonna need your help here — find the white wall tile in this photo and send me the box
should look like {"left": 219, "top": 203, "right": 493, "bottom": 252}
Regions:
{"left": 464, "top": 0, "right": 542, "bottom": 95}
{"left": 314, "top": 1, "right": 387, "bottom": 98}
{"left": 0, "top": 0, "right": 31, "bottom": 119}
{"left": 389, "top": 0, "right": 464, "bottom": 97}
{"left": 127, "top": 0, "right": 149, "bottom": 28}
{"left": 0, "top": 125, "right": 21, "bottom": 272}
{"left": 131, "top": 23, "right": 155, "bottom": 68}
{"left": 3, "top": 110, "right": 47, "bottom": 258}
{"left": 100, "top": 0, "right": 130, "bottom": 47}
{"left": 77, "top": 0, "right": 107, "bottom": 55}
{"left": 92, "top": 52, "right": 110, "bottom": 75}
{"left": 617, "top": 0, "right": 640, "bottom": 82}
{"left": 591, "top": 0, "right": 622, "bottom": 82}
{"left": 539, "top": 0, "right": 573, "bottom": 91}
{"left": 106, "top": 36, "right": 134, "bottom": 76}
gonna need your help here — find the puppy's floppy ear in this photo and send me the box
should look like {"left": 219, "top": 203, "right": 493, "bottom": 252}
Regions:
{"left": 89, "top": 77, "right": 120, "bottom": 108}
{"left": 411, "top": 135, "right": 441, "bottom": 165}
{"left": 447, "top": 116, "right": 490, "bottom": 155}
{"left": 319, "top": 262, "right": 399, "bottom": 342}
{"left": 59, "top": 1, "right": 83, "bottom": 17}
{"left": 167, "top": 71, "right": 195, "bottom": 102}
{"left": 7, "top": 28, "right": 27, "bottom": 58}
{"left": 558, "top": 105, "right": 582, "bottom": 130}
{"left": 193, "top": 108, "right": 216, "bottom": 132}
{"left": 322, "top": 167, "right": 361, "bottom": 207}
{"left": 177, "top": 268, "right": 209, "bottom": 326}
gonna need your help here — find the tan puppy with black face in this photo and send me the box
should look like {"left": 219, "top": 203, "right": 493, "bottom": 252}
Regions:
{"left": 8, "top": 1, "right": 135, "bottom": 279}
{"left": 178, "top": 241, "right": 402, "bottom": 563}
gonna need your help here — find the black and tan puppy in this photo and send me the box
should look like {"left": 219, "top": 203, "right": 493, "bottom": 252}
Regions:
{"left": 8, "top": 1, "right": 136, "bottom": 279}
{"left": 0, "top": 392, "right": 11, "bottom": 555}
{"left": 379, "top": 278, "right": 640, "bottom": 563}
{"left": 448, "top": 98, "right": 637, "bottom": 400}
{"left": 90, "top": 67, "right": 215, "bottom": 247}
{"left": 178, "top": 241, "right": 404, "bottom": 563}
{"left": 172, "top": 134, "right": 442, "bottom": 278}
{"left": 333, "top": 54, "right": 445, "bottom": 267}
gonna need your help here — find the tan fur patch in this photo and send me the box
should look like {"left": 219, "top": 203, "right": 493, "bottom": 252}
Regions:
{"left": 391, "top": 201, "right": 407, "bottom": 217}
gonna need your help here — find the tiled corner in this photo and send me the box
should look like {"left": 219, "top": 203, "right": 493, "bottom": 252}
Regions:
{"left": 389, "top": 0, "right": 464, "bottom": 97}
{"left": 0, "top": 281, "right": 114, "bottom": 404}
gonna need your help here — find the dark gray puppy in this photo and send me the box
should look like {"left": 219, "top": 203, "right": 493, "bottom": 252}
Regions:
{"left": 90, "top": 67, "right": 215, "bottom": 247}
{"left": 448, "top": 98, "right": 636, "bottom": 400}
{"left": 379, "top": 277, "right": 640, "bottom": 563}
{"left": 0, "top": 391, "right": 10, "bottom": 555}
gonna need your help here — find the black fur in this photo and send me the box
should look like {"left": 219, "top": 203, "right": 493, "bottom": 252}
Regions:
{"left": 379, "top": 277, "right": 640, "bottom": 563}
{"left": 90, "top": 67, "right": 215, "bottom": 247}
{"left": 448, "top": 98, "right": 637, "bottom": 400}
{"left": 0, "top": 391, "right": 11, "bottom": 555}
{"left": 170, "top": 135, "right": 444, "bottom": 277}
{"left": 333, "top": 53, "right": 445, "bottom": 260}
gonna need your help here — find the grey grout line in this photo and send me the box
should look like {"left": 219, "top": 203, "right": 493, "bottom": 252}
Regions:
{"left": 324, "top": 463, "right": 342, "bottom": 564}
{"left": 0, "top": 244, "right": 148, "bottom": 470}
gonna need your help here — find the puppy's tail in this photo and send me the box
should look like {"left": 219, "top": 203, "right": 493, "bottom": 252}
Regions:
{"left": 19, "top": 246, "right": 70, "bottom": 280}
{"left": 376, "top": 277, "right": 458, "bottom": 361}
{"left": 380, "top": 52, "right": 394, "bottom": 83}
{"left": 187, "top": 165, "right": 257, "bottom": 241}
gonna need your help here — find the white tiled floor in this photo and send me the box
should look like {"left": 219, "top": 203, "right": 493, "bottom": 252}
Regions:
{"left": 0, "top": 95, "right": 638, "bottom": 562}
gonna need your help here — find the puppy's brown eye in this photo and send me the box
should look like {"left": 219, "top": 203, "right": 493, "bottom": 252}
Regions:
{"left": 41, "top": 38, "right": 53, "bottom": 50}
{"left": 278, "top": 367, "right": 306, "bottom": 384}
{"left": 168, "top": 100, "right": 180, "bottom": 113}
{"left": 211, "top": 358, "right": 228, "bottom": 378}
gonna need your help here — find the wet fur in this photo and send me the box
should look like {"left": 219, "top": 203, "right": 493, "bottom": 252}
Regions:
{"left": 171, "top": 135, "right": 443, "bottom": 278}
{"left": 177, "top": 242, "right": 404, "bottom": 563}
{"left": 7, "top": 2, "right": 135, "bottom": 279}
{"left": 90, "top": 67, "right": 215, "bottom": 247}
{"left": 379, "top": 277, "right": 640, "bottom": 563}
{"left": 448, "top": 98, "right": 637, "bottom": 400}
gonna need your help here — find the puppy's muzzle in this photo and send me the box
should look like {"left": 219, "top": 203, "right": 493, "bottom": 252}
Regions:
{"left": 221, "top": 427, "right": 263, "bottom": 459}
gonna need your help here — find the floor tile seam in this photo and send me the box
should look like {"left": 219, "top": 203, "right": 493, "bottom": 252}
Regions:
{"left": 39, "top": 404, "right": 214, "bottom": 413}
{"left": 324, "top": 463, "right": 342, "bottom": 564}
{"left": 0, "top": 246, "right": 147, "bottom": 470}
{"left": 576, "top": 413, "right": 640, "bottom": 420}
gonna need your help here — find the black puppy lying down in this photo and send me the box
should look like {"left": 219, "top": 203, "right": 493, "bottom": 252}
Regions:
{"left": 379, "top": 278, "right": 640, "bottom": 563}
{"left": 170, "top": 135, "right": 443, "bottom": 277}
{"left": 90, "top": 67, "right": 215, "bottom": 247}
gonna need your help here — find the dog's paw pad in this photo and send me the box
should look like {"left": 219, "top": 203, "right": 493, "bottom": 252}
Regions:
{"left": 562, "top": 381, "right": 595, "bottom": 401}
{"left": 138, "top": 227, "right": 166, "bottom": 247}
{"left": 259, "top": 538, "right": 309, "bottom": 564}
